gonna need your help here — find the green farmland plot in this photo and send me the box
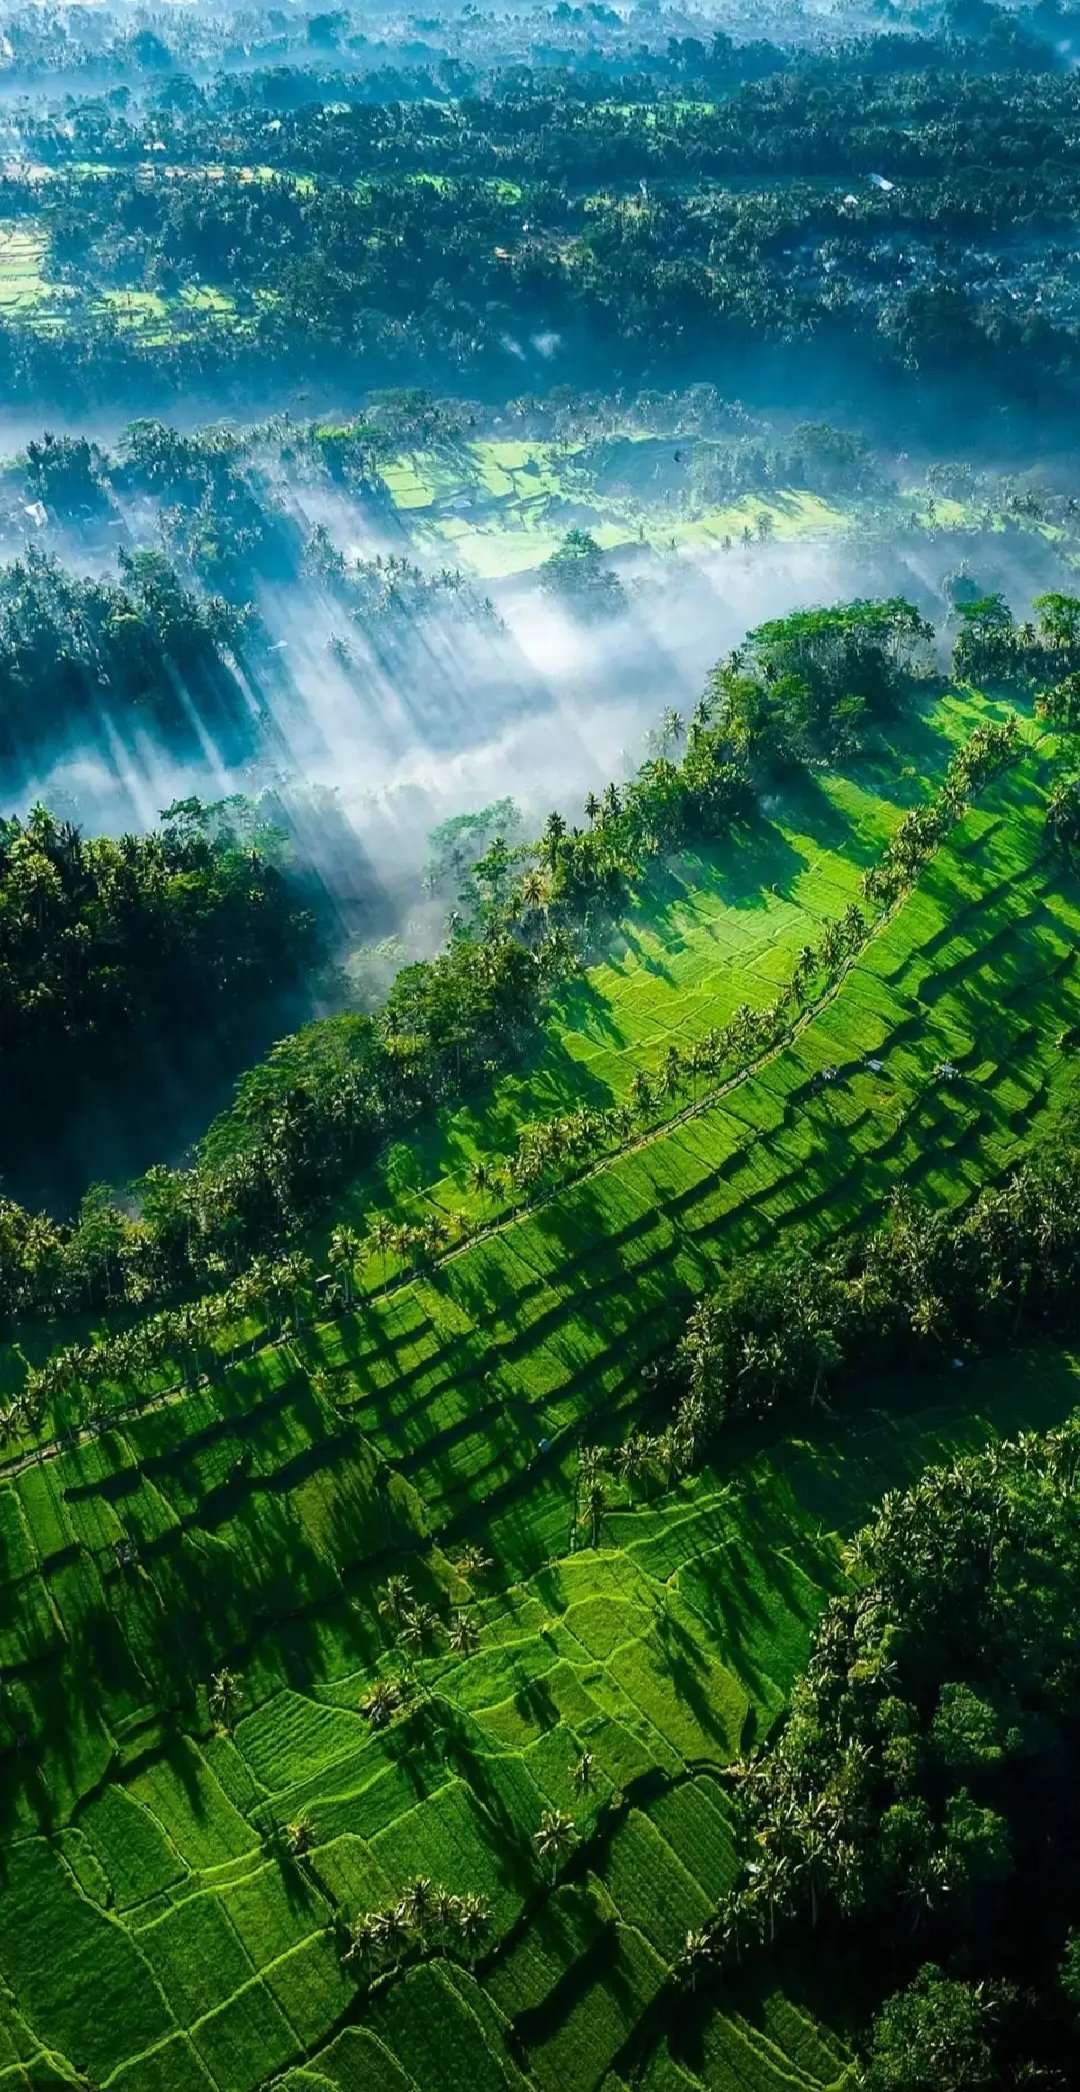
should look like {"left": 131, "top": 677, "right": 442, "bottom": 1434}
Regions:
{"left": 1, "top": 710, "right": 1079, "bottom": 2088}
{"left": 326, "top": 687, "right": 1001, "bottom": 1269}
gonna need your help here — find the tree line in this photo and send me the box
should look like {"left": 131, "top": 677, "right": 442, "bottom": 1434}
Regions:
{"left": 0, "top": 798, "right": 319, "bottom": 1182}
{"left": 694, "top": 1415, "right": 1080, "bottom": 2089}
{"left": 0, "top": 597, "right": 933, "bottom": 1337}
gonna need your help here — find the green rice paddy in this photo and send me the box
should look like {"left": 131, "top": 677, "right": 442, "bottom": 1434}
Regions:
{"left": 378, "top": 437, "right": 854, "bottom": 577}
{"left": 2, "top": 693, "right": 1078, "bottom": 2088}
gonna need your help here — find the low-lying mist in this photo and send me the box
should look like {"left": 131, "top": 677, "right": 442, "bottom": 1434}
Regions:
{"left": 2, "top": 405, "right": 1075, "bottom": 1219}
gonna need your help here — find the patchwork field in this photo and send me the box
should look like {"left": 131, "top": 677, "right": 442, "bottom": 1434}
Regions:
{"left": 1, "top": 674, "right": 1078, "bottom": 2087}
{"left": 321, "top": 686, "right": 1026, "bottom": 1273}
{"left": 386, "top": 437, "right": 857, "bottom": 577}
{"left": 2, "top": 1303, "right": 1077, "bottom": 2092}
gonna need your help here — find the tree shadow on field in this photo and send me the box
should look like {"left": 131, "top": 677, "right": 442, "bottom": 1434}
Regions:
{"left": 648, "top": 1611, "right": 730, "bottom": 1751}
{"left": 513, "top": 1915, "right": 631, "bottom": 2052}
{"left": 436, "top": 1717, "right": 536, "bottom": 1900}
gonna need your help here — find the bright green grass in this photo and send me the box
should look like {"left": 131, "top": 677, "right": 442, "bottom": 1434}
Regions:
{"left": 373, "top": 431, "right": 861, "bottom": 578}
{"left": 0, "top": 720, "right": 1077, "bottom": 2090}
{"left": 320, "top": 686, "right": 1003, "bottom": 1271}
{"left": 2, "top": 1298, "right": 1076, "bottom": 2092}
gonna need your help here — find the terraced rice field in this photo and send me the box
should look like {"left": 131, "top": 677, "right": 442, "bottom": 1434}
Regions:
{"left": 0, "top": 226, "right": 69, "bottom": 330}
{"left": 2, "top": 1298, "right": 1077, "bottom": 2092}
{"left": 372, "top": 437, "right": 853, "bottom": 577}
{"left": 0, "top": 220, "right": 247, "bottom": 344}
{"left": 1, "top": 698, "right": 1078, "bottom": 2090}
{"left": 324, "top": 686, "right": 1012, "bottom": 1264}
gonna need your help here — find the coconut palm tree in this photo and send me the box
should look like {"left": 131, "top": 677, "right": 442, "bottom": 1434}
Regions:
{"left": 581, "top": 1476, "right": 607, "bottom": 1549}
{"left": 368, "top": 1212, "right": 396, "bottom": 1285}
{"left": 448, "top": 1611, "right": 479, "bottom": 1657}
{"left": 400, "top": 1603, "right": 441, "bottom": 1663}
{"left": 208, "top": 1667, "right": 242, "bottom": 1731}
{"left": 534, "top": 1809, "right": 577, "bottom": 1883}
{"left": 281, "top": 1815, "right": 315, "bottom": 1859}
{"left": 378, "top": 1574, "right": 413, "bottom": 1633}
{"left": 374, "top": 1900, "right": 413, "bottom": 1967}
{"left": 519, "top": 868, "right": 549, "bottom": 920}
{"left": 454, "top": 1892, "right": 491, "bottom": 1961}
{"left": 343, "top": 1912, "right": 379, "bottom": 1976}
{"left": 630, "top": 1069, "right": 654, "bottom": 1119}
{"left": 328, "top": 1225, "right": 361, "bottom": 1309}
{"left": 572, "top": 1750, "right": 594, "bottom": 1794}
{"left": 360, "top": 1677, "right": 400, "bottom": 1728}
{"left": 403, "top": 1876, "right": 436, "bottom": 1931}
{"left": 675, "top": 1927, "right": 717, "bottom": 1992}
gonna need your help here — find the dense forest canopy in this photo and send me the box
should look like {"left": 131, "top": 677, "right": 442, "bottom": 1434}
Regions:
{"left": 2, "top": 7, "right": 1080, "bottom": 2092}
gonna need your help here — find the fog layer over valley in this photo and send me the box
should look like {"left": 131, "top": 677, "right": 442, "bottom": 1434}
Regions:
{"left": 0, "top": 385, "right": 1071, "bottom": 1213}
{"left": 3, "top": 369, "right": 1079, "bottom": 1216}
{"left": 8, "top": 13, "right": 1080, "bottom": 2092}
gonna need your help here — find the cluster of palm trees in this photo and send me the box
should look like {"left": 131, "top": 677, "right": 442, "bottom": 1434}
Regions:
{"left": 1, "top": 661, "right": 754, "bottom": 1347}
{"left": 864, "top": 715, "right": 1019, "bottom": 909}
{"left": 11, "top": 1248, "right": 319, "bottom": 1449}
{"left": 1046, "top": 772, "right": 1080, "bottom": 858}
{"left": 453, "top": 906, "right": 882, "bottom": 1221}
{"left": 344, "top": 1877, "right": 492, "bottom": 1982}
{"left": 575, "top": 1432, "right": 691, "bottom": 1543}
{"left": 330, "top": 1215, "right": 454, "bottom": 1303}
{"left": 7, "top": 709, "right": 1019, "bottom": 1477}
{"left": 377, "top": 1572, "right": 481, "bottom": 1663}
{"left": 638, "top": 1123, "right": 1080, "bottom": 1494}
{"left": 356, "top": 1574, "right": 484, "bottom": 1729}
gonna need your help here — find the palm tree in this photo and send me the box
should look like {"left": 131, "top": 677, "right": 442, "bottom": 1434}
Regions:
{"left": 519, "top": 868, "right": 549, "bottom": 919}
{"left": 400, "top": 1603, "right": 441, "bottom": 1662}
{"left": 278, "top": 1251, "right": 315, "bottom": 1329}
{"left": 675, "top": 1928, "right": 717, "bottom": 1993}
{"left": 360, "top": 1678, "right": 400, "bottom": 1728}
{"left": 449, "top": 1611, "right": 479, "bottom": 1656}
{"left": 630, "top": 1069, "right": 654, "bottom": 1119}
{"left": 453, "top": 1543, "right": 493, "bottom": 1583}
{"left": 581, "top": 1476, "right": 607, "bottom": 1549}
{"left": 328, "top": 1225, "right": 361, "bottom": 1309}
{"left": 374, "top": 1900, "right": 413, "bottom": 1966}
{"left": 541, "top": 810, "right": 567, "bottom": 871}
{"left": 534, "top": 1808, "right": 577, "bottom": 1883}
{"left": 431, "top": 1885, "right": 459, "bottom": 1952}
{"left": 281, "top": 1815, "right": 315, "bottom": 1859}
{"left": 378, "top": 1574, "right": 413, "bottom": 1633}
{"left": 572, "top": 1750, "right": 594, "bottom": 1794}
{"left": 368, "top": 1212, "right": 396, "bottom": 1285}
{"left": 404, "top": 1876, "right": 436, "bottom": 1931}
{"left": 343, "top": 1912, "right": 379, "bottom": 1976}
{"left": 659, "top": 707, "right": 685, "bottom": 753}
{"left": 208, "top": 1667, "right": 242, "bottom": 1731}
{"left": 454, "top": 1892, "right": 491, "bottom": 1961}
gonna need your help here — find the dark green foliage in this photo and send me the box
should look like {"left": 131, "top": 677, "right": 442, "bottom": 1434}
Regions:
{"left": 718, "top": 1418, "right": 1080, "bottom": 2082}
{"left": 953, "top": 590, "right": 1080, "bottom": 693}
{"left": 713, "top": 600, "right": 934, "bottom": 765}
{"left": 0, "top": 800, "right": 317, "bottom": 1111}
{"left": 0, "top": 547, "right": 250, "bottom": 767}
{"left": 539, "top": 531, "right": 625, "bottom": 621}
{"left": 666, "top": 1120, "right": 1080, "bottom": 1458}
{"left": 0, "top": 658, "right": 751, "bottom": 1329}
{"left": 861, "top": 1967, "right": 1008, "bottom": 2092}
{"left": 1046, "top": 774, "right": 1080, "bottom": 856}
